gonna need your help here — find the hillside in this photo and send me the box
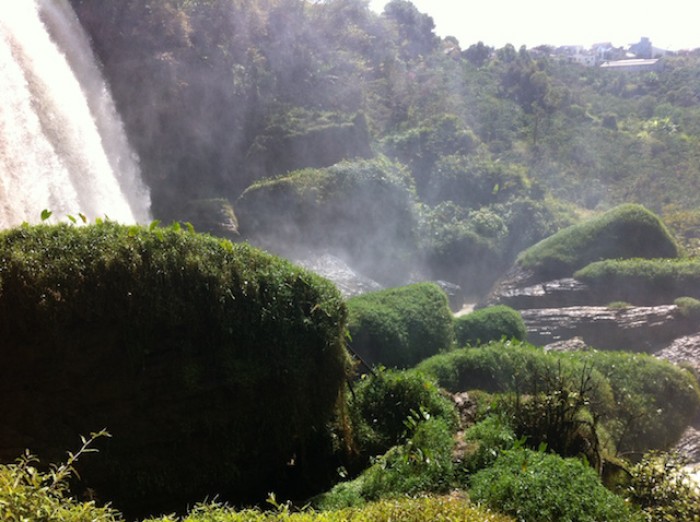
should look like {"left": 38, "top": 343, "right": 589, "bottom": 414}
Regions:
{"left": 66, "top": 0, "right": 700, "bottom": 292}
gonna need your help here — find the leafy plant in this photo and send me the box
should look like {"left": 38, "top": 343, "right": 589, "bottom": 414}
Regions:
{"left": 469, "top": 448, "right": 635, "bottom": 522}
{"left": 625, "top": 451, "right": 700, "bottom": 521}
{"left": 0, "top": 430, "right": 121, "bottom": 522}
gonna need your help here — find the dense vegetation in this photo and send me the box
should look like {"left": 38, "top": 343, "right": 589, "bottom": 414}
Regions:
{"left": 67, "top": 0, "right": 700, "bottom": 289}
{"left": 517, "top": 204, "right": 679, "bottom": 280}
{"left": 7, "top": 0, "right": 700, "bottom": 519}
{"left": 454, "top": 305, "right": 527, "bottom": 346}
{"left": 346, "top": 283, "right": 454, "bottom": 367}
{"left": 0, "top": 222, "right": 351, "bottom": 516}
{"left": 574, "top": 257, "right": 700, "bottom": 304}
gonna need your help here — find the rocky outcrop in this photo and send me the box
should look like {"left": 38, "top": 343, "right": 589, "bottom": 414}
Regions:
{"left": 522, "top": 304, "right": 698, "bottom": 352}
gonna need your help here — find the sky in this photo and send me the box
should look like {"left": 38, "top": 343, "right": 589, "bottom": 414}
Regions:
{"left": 369, "top": 0, "right": 700, "bottom": 51}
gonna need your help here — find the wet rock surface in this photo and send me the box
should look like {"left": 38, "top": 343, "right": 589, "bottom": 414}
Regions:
{"left": 522, "top": 304, "right": 697, "bottom": 352}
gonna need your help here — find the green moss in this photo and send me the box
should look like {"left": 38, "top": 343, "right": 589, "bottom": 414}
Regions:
{"left": 454, "top": 306, "right": 526, "bottom": 347}
{"left": 518, "top": 204, "right": 679, "bottom": 280}
{"left": 346, "top": 283, "right": 455, "bottom": 368}
{"left": 574, "top": 258, "right": 700, "bottom": 303}
{"left": 0, "top": 222, "right": 351, "bottom": 514}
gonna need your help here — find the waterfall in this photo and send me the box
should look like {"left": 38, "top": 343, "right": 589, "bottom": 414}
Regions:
{"left": 0, "top": 0, "right": 150, "bottom": 228}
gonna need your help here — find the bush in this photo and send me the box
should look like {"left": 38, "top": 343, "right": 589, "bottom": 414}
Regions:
{"left": 626, "top": 451, "right": 700, "bottom": 521}
{"left": 565, "top": 350, "right": 700, "bottom": 454}
{"left": 346, "top": 283, "right": 455, "bottom": 368}
{"left": 314, "top": 417, "right": 456, "bottom": 509}
{"left": 469, "top": 448, "right": 635, "bottom": 522}
{"left": 573, "top": 258, "right": 700, "bottom": 304}
{"left": 0, "top": 222, "right": 351, "bottom": 515}
{"left": 518, "top": 204, "right": 679, "bottom": 280}
{"left": 461, "top": 415, "right": 516, "bottom": 473}
{"left": 454, "top": 306, "right": 526, "bottom": 347}
{"left": 348, "top": 368, "right": 458, "bottom": 458}
{"left": 0, "top": 431, "right": 121, "bottom": 522}
{"left": 415, "top": 341, "right": 614, "bottom": 418}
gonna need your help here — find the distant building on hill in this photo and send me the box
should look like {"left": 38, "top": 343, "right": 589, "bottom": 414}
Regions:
{"left": 599, "top": 58, "right": 663, "bottom": 72}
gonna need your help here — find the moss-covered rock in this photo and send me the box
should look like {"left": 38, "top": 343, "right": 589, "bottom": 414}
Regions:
{"left": 454, "top": 306, "right": 526, "bottom": 347}
{"left": 235, "top": 158, "right": 419, "bottom": 285}
{"left": 517, "top": 204, "right": 679, "bottom": 281}
{"left": 346, "top": 283, "right": 455, "bottom": 369}
{"left": 0, "top": 222, "right": 351, "bottom": 516}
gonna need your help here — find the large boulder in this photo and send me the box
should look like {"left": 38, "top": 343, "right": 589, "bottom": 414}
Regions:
{"left": 0, "top": 222, "right": 351, "bottom": 516}
{"left": 235, "top": 159, "right": 419, "bottom": 286}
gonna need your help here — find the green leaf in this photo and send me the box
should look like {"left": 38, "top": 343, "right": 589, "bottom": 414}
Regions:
{"left": 41, "top": 209, "right": 53, "bottom": 221}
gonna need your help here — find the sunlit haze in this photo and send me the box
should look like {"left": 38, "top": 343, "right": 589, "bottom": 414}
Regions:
{"left": 369, "top": 0, "right": 700, "bottom": 51}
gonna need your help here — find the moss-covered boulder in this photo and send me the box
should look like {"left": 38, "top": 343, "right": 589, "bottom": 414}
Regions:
{"left": 0, "top": 222, "right": 350, "bottom": 516}
{"left": 517, "top": 204, "right": 679, "bottom": 281}
{"left": 454, "top": 306, "right": 527, "bottom": 347}
{"left": 235, "top": 159, "right": 419, "bottom": 285}
{"left": 346, "top": 283, "right": 455, "bottom": 369}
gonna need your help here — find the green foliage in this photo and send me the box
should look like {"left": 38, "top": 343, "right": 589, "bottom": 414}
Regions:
{"left": 454, "top": 306, "right": 527, "bottom": 347}
{"left": 469, "top": 448, "right": 635, "bottom": 522}
{"left": 415, "top": 341, "right": 615, "bottom": 419}
{"left": 566, "top": 350, "right": 700, "bottom": 455}
{"left": 0, "top": 222, "right": 351, "bottom": 514}
{"left": 347, "top": 368, "right": 458, "bottom": 457}
{"left": 675, "top": 296, "right": 700, "bottom": 318}
{"left": 518, "top": 204, "right": 679, "bottom": 280}
{"left": 626, "top": 451, "right": 700, "bottom": 521}
{"left": 314, "top": 417, "right": 455, "bottom": 509}
{"left": 461, "top": 415, "right": 516, "bottom": 473}
{"left": 0, "top": 430, "right": 122, "bottom": 522}
{"left": 346, "top": 283, "right": 455, "bottom": 368}
{"left": 145, "top": 496, "right": 515, "bottom": 521}
{"left": 574, "top": 258, "right": 700, "bottom": 304}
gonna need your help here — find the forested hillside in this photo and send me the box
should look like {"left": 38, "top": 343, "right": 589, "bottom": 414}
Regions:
{"left": 68, "top": 0, "right": 700, "bottom": 289}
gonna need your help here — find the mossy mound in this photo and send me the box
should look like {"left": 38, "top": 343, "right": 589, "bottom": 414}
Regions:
{"left": 574, "top": 258, "right": 700, "bottom": 304}
{"left": 0, "top": 222, "right": 350, "bottom": 516}
{"left": 454, "top": 306, "right": 526, "bottom": 347}
{"left": 346, "top": 283, "right": 455, "bottom": 369}
{"left": 235, "top": 159, "right": 418, "bottom": 285}
{"left": 517, "top": 204, "right": 679, "bottom": 281}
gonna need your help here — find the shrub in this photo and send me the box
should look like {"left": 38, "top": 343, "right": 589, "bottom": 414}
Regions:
{"left": 0, "top": 222, "right": 351, "bottom": 515}
{"left": 518, "top": 204, "right": 679, "bottom": 280}
{"left": 574, "top": 258, "right": 700, "bottom": 304}
{"left": 415, "top": 341, "right": 615, "bottom": 418}
{"left": 454, "top": 306, "right": 526, "bottom": 347}
{"left": 565, "top": 350, "right": 700, "bottom": 455}
{"left": 346, "top": 283, "right": 455, "bottom": 368}
{"left": 348, "top": 368, "right": 458, "bottom": 458}
{"left": 626, "top": 451, "right": 700, "bottom": 521}
{"left": 469, "top": 448, "right": 635, "bottom": 522}
{"left": 0, "top": 431, "right": 121, "bottom": 522}
{"left": 461, "top": 415, "right": 517, "bottom": 473}
{"left": 314, "top": 417, "right": 456, "bottom": 509}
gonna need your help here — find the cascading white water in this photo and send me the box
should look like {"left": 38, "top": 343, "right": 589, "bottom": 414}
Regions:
{"left": 0, "top": 0, "right": 150, "bottom": 228}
